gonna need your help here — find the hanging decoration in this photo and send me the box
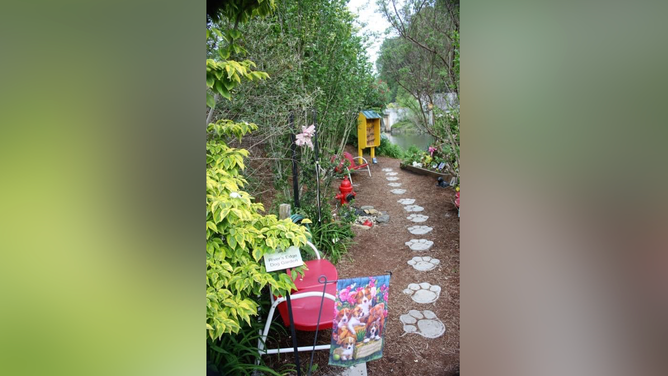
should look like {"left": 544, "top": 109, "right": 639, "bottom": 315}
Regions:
{"left": 329, "top": 275, "right": 390, "bottom": 367}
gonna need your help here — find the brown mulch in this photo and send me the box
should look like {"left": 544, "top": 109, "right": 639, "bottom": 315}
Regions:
{"left": 264, "top": 155, "right": 460, "bottom": 376}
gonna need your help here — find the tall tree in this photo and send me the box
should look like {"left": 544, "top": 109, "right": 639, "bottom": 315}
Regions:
{"left": 377, "top": 0, "right": 460, "bottom": 179}
{"left": 209, "top": 0, "right": 380, "bottom": 200}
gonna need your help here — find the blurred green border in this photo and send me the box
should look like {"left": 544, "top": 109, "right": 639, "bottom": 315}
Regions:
{"left": 0, "top": 2, "right": 205, "bottom": 376}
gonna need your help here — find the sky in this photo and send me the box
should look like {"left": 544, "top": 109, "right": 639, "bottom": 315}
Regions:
{"left": 346, "top": 0, "right": 394, "bottom": 73}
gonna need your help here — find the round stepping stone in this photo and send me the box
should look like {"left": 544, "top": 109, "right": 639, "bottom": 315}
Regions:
{"left": 397, "top": 198, "right": 415, "bottom": 205}
{"left": 382, "top": 168, "right": 394, "bottom": 172}
{"left": 403, "top": 205, "right": 424, "bottom": 212}
{"left": 385, "top": 172, "right": 398, "bottom": 176}
{"left": 407, "top": 256, "right": 440, "bottom": 271}
{"left": 407, "top": 214, "right": 429, "bottom": 222}
{"left": 388, "top": 183, "right": 402, "bottom": 187}
{"left": 403, "top": 282, "right": 441, "bottom": 304}
{"left": 405, "top": 239, "right": 434, "bottom": 251}
{"left": 400, "top": 310, "right": 446, "bottom": 338}
{"left": 386, "top": 176, "right": 399, "bottom": 181}
{"left": 408, "top": 225, "right": 433, "bottom": 235}
{"left": 390, "top": 189, "right": 406, "bottom": 195}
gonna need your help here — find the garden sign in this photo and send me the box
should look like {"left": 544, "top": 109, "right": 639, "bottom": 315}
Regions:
{"left": 263, "top": 246, "right": 303, "bottom": 272}
{"left": 329, "top": 275, "right": 390, "bottom": 367}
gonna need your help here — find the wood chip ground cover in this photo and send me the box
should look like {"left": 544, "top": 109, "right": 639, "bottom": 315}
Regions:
{"left": 264, "top": 154, "right": 459, "bottom": 375}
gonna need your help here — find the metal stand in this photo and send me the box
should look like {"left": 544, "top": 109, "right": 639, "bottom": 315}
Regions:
{"left": 307, "top": 275, "right": 329, "bottom": 376}
{"left": 290, "top": 113, "right": 300, "bottom": 208}
{"left": 313, "top": 109, "right": 322, "bottom": 223}
{"left": 284, "top": 293, "right": 302, "bottom": 376}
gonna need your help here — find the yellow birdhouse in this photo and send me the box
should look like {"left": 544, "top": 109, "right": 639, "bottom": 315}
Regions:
{"left": 357, "top": 110, "right": 381, "bottom": 164}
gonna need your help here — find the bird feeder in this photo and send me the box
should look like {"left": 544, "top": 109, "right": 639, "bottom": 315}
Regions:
{"left": 357, "top": 110, "right": 381, "bottom": 164}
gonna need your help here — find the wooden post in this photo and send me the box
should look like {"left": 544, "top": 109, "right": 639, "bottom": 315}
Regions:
{"left": 279, "top": 204, "right": 291, "bottom": 220}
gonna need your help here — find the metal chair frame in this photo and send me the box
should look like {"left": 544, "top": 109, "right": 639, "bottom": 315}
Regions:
{"left": 257, "top": 241, "right": 336, "bottom": 355}
{"left": 333, "top": 152, "right": 371, "bottom": 185}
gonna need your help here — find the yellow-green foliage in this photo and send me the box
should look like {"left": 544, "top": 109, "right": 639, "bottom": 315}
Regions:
{"left": 206, "top": 1, "right": 311, "bottom": 340}
{"left": 206, "top": 58, "right": 269, "bottom": 105}
{"left": 206, "top": 119, "right": 310, "bottom": 339}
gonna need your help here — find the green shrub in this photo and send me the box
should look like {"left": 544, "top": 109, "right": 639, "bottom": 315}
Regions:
{"left": 292, "top": 191, "right": 355, "bottom": 264}
{"left": 207, "top": 319, "right": 291, "bottom": 376}
{"left": 402, "top": 145, "right": 424, "bottom": 165}
{"left": 206, "top": 119, "right": 312, "bottom": 339}
{"left": 309, "top": 220, "right": 355, "bottom": 264}
{"left": 375, "top": 135, "right": 404, "bottom": 158}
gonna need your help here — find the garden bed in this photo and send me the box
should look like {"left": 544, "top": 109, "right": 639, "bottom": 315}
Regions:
{"left": 400, "top": 163, "right": 454, "bottom": 181}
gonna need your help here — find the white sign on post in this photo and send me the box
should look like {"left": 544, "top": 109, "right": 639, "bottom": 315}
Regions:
{"left": 263, "top": 246, "right": 304, "bottom": 272}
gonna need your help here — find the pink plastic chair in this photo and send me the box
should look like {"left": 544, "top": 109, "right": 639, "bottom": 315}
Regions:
{"left": 258, "top": 241, "right": 338, "bottom": 355}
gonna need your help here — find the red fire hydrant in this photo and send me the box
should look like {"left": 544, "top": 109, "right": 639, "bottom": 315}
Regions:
{"left": 335, "top": 176, "right": 356, "bottom": 205}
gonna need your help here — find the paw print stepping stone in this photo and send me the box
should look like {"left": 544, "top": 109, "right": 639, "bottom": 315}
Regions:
{"left": 386, "top": 176, "right": 399, "bottom": 181}
{"left": 407, "top": 256, "right": 440, "bottom": 271}
{"left": 390, "top": 189, "right": 406, "bottom": 194}
{"left": 403, "top": 282, "right": 441, "bottom": 304}
{"left": 407, "top": 214, "right": 429, "bottom": 223}
{"left": 405, "top": 239, "right": 434, "bottom": 251}
{"left": 400, "top": 310, "right": 446, "bottom": 338}
{"left": 408, "top": 225, "right": 433, "bottom": 235}
{"left": 385, "top": 172, "right": 398, "bottom": 176}
{"left": 388, "top": 183, "right": 402, "bottom": 187}
{"left": 382, "top": 168, "right": 394, "bottom": 172}
{"left": 397, "top": 198, "right": 415, "bottom": 205}
{"left": 403, "top": 205, "right": 424, "bottom": 212}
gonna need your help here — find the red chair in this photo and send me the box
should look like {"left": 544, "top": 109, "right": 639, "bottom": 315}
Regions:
{"left": 332, "top": 152, "right": 371, "bottom": 185}
{"left": 258, "top": 241, "right": 338, "bottom": 355}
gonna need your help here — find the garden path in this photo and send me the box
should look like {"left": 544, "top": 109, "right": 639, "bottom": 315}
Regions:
{"left": 325, "top": 155, "right": 460, "bottom": 376}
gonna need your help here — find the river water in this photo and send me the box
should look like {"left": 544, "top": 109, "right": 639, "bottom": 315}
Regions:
{"left": 384, "top": 132, "right": 434, "bottom": 151}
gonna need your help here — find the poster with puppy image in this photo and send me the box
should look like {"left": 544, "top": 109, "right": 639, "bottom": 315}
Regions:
{"left": 329, "top": 275, "right": 390, "bottom": 367}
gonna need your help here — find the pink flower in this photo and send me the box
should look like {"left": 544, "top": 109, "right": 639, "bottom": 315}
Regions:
{"left": 368, "top": 277, "right": 376, "bottom": 287}
{"left": 295, "top": 133, "right": 313, "bottom": 150}
{"left": 383, "top": 292, "right": 388, "bottom": 302}
{"left": 347, "top": 296, "right": 356, "bottom": 305}
{"left": 302, "top": 124, "right": 315, "bottom": 138}
{"left": 428, "top": 146, "right": 437, "bottom": 157}
{"left": 295, "top": 125, "right": 315, "bottom": 150}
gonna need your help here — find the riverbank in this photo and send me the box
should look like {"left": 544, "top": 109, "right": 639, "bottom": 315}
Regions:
{"left": 383, "top": 131, "right": 434, "bottom": 151}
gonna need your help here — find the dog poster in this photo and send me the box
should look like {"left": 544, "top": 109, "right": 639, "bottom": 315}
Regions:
{"left": 329, "top": 275, "right": 390, "bottom": 367}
